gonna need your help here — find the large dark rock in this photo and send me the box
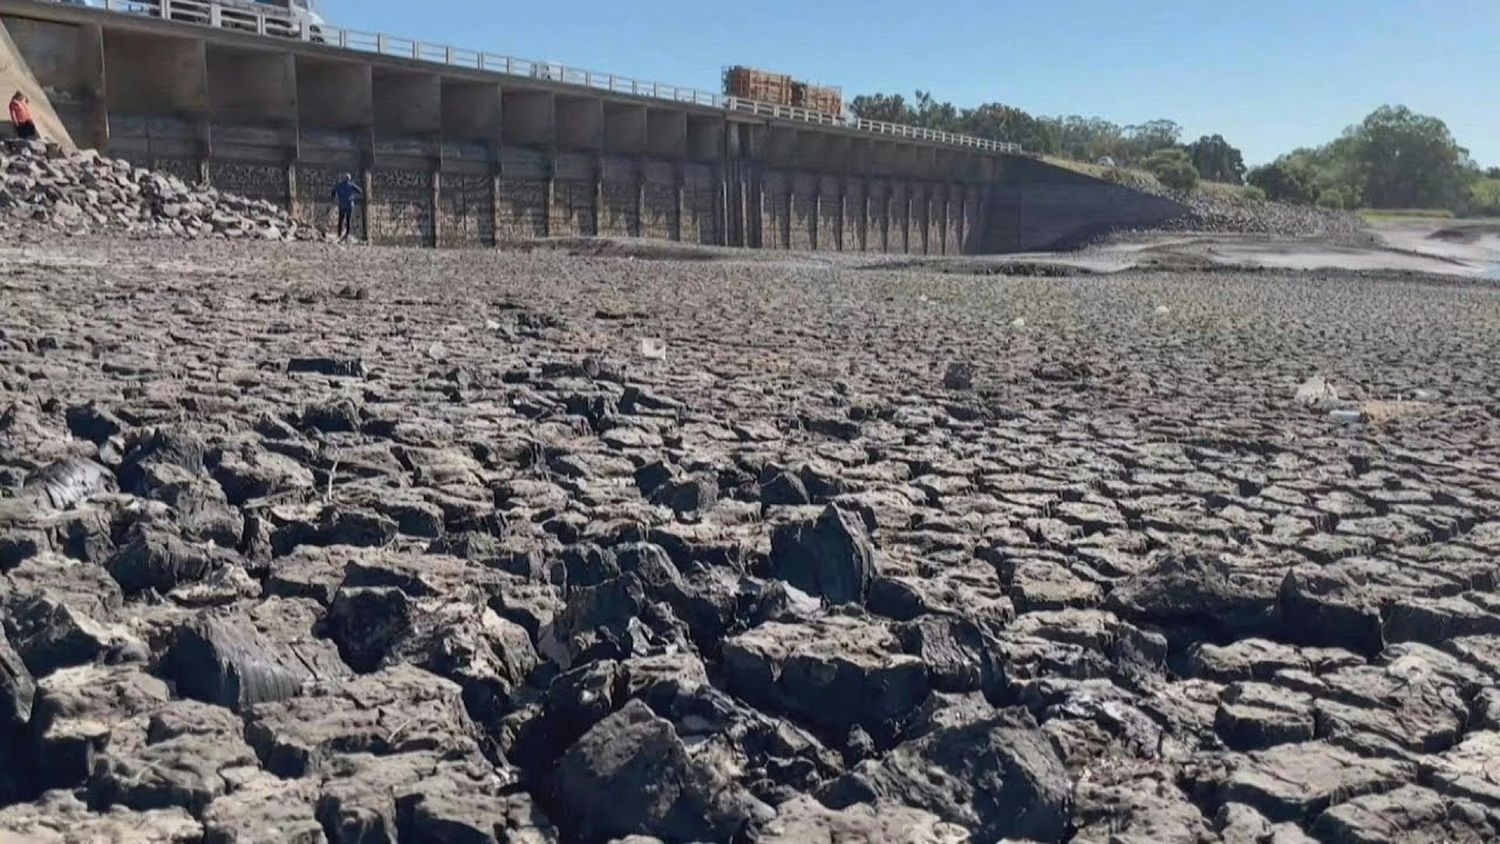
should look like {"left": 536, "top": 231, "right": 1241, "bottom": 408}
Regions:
{"left": 244, "top": 665, "right": 478, "bottom": 777}
{"left": 65, "top": 403, "right": 126, "bottom": 445}
{"left": 757, "top": 795, "right": 971, "bottom": 843}
{"left": 768, "top": 504, "right": 876, "bottom": 605}
{"left": 650, "top": 475, "right": 719, "bottom": 515}
{"left": 3, "top": 553, "right": 142, "bottom": 676}
{"left": 1312, "top": 784, "right": 1500, "bottom": 844}
{"left": 1218, "top": 741, "right": 1416, "bottom": 823}
{"left": 895, "top": 615, "right": 998, "bottom": 695}
{"left": 549, "top": 699, "right": 768, "bottom": 842}
{"left": 0, "top": 790, "right": 202, "bottom": 842}
{"left": 106, "top": 524, "right": 242, "bottom": 595}
{"left": 760, "top": 470, "right": 812, "bottom": 507}
{"left": 820, "top": 707, "right": 1072, "bottom": 842}
{"left": 1, "top": 631, "right": 36, "bottom": 728}
{"left": 118, "top": 428, "right": 211, "bottom": 495}
{"left": 1213, "top": 682, "right": 1316, "bottom": 751}
{"left": 1106, "top": 552, "right": 1277, "bottom": 642}
{"left": 723, "top": 615, "right": 929, "bottom": 743}
{"left": 19, "top": 457, "right": 115, "bottom": 510}
{"left": 325, "top": 586, "right": 538, "bottom": 722}
{"left": 89, "top": 699, "right": 259, "bottom": 815}
{"left": 161, "top": 597, "right": 350, "bottom": 711}
{"left": 1277, "top": 566, "right": 1385, "bottom": 655}
{"left": 146, "top": 469, "right": 241, "bottom": 546}
{"left": 28, "top": 664, "right": 171, "bottom": 790}
{"left": 211, "top": 447, "right": 316, "bottom": 506}
{"left": 200, "top": 768, "right": 324, "bottom": 844}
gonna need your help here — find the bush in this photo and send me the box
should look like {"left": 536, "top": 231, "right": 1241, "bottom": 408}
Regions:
{"left": 1143, "top": 148, "right": 1200, "bottom": 192}
{"left": 1240, "top": 185, "right": 1267, "bottom": 202}
{"left": 1317, "top": 186, "right": 1361, "bottom": 211}
{"left": 1248, "top": 161, "right": 1318, "bottom": 204}
{"left": 1317, "top": 192, "right": 1346, "bottom": 210}
{"left": 1469, "top": 178, "right": 1500, "bottom": 217}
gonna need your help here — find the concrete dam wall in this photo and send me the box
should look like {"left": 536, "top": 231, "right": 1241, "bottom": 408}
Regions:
{"left": 0, "top": 0, "right": 1186, "bottom": 252}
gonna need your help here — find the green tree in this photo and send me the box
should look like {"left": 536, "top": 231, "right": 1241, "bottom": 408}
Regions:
{"left": 911, "top": 90, "right": 961, "bottom": 133}
{"left": 1124, "top": 120, "right": 1184, "bottom": 164}
{"left": 1470, "top": 179, "right": 1500, "bottom": 216}
{"left": 1346, "top": 106, "right": 1471, "bottom": 209}
{"left": 959, "top": 103, "right": 1059, "bottom": 154}
{"left": 849, "top": 93, "right": 911, "bottom": 124}
{"left": 1186, "top": 135, "right": 1247, "bottom": 184}
{"left": 1144, "top": 148, "right": 1200, "bottom": 192}
{"left": 1247, "top": 160, "right": 1319, "bottom": 204}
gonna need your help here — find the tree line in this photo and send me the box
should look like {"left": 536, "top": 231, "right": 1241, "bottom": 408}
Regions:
{"left": 849, "top": 92, "right": 1500, "bottom": 216}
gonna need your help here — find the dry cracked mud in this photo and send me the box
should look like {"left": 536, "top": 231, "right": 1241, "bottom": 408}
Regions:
{"left": 3, "top": 230, "right": 1500, "bottom": 843}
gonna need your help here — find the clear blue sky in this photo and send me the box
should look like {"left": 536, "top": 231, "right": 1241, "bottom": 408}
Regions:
{"left": 321, "top": 0, "right": 1498, "bottom": 167}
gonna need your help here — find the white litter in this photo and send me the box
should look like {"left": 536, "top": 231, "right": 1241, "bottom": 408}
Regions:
{"left": 640, "top": 338, "right": 668, "bottom": 361}
{"left": 1295, "top": 375, "right": 1339, "bottom": 407}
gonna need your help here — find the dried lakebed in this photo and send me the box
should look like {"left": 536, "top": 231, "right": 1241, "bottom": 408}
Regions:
{"left": 3, "top": 236, "right": 1500, "bottom": 843}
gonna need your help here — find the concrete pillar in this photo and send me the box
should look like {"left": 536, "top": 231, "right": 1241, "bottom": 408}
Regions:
{"left": 958, "top": 191, "right": 968, "bottom": 255}
{"left": 491, "top": 171, "right": 502, "bottom": 246}
{"left": 882, "top": 189, "right": 891, "bottom": 253}
{"left": 544, "top": 149, "right": 556, "bottom": 238}
{"left": 923, "top": 190, "right": 934, "bottom": 254}
{"left": 864, "top": 191, "right": 876, "bottom": 253}
{"left": 903, "top": 191, "right": 913, "bottom": 254}
{"left": 674, "top": 163, "right": 684, "bottom": 242}
{"left": 285, "top": 161, "right": 297, "bottom": 217}
{"left": 194, "top": 41, "right": 210, "bottom": 184}
{"left": 755, "top": 169, "right": 766, "bottom": 249}
{"left": 592, "top": 156, "right": 603, "bottom": 237}
{"left": 429, "top": 168, "right": 442, "bottom": 247}
{"left": 84, "top": 23, "right": 107, "bottom": 151}
{"left": 784, "top": 187, "right": 793, "bottom": 250}
{"left": 811, "top": 188, "right": 820, "bottom": 251}
{"left": 359, "top": 162, "right": 373, "bottom": 242}
{"left": 939, "top": 186, "right": 949, "bottom": 255}
{"left": 634, "top": 165, "right": 646, "bottom": 239}
{"left": 737, "top": 172, "right": 748, "bottom": 248}
{"left": 837, "top": 183, "right": 847, "bottom": 251}
{"left": 720, "top": 169, "right": 732, "bottom": 245}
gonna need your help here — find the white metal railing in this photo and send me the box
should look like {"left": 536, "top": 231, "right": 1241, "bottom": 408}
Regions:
{"left": 71, "top": 0, "right": 1020, "bottom": 154}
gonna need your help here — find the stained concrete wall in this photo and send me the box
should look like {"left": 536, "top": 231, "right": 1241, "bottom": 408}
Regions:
{"left": 0, "top": 1, "right": 1184, "bottom": 252}
{"left": 984, "top": 158, "right": 1186, "bottom": 252}
{"left": 0, "top": 17, "right": 89, "bottom": 147}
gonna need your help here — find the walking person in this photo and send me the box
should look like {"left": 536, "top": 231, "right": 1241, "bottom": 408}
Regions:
{"left": 331, "top": 173, "right": 363, "bottom": 242}
{"left": 9, "top": 92, "right": 37, "bottom": 141}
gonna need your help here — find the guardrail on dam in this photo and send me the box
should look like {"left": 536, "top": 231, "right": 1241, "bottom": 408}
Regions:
{"left": 0, "top": 0, "right": 1185, "bottom": 252}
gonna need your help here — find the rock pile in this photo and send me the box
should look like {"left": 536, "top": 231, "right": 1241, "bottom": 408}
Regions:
{"left": 0, "top": 139, "right": 312, "bottom": 241}
{"left": 1100, "top": 164, "right": 1373, "bottom": 245}
{"left": 1163, "top": 187, "right": 1374, "bottom": 245}
{"left": 3, "top": 234, "right": 1500, "bottom": 843}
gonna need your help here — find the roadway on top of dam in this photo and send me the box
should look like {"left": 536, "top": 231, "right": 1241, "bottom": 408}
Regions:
{"left": 0, "top": 0, "right": 1024, "bottom": 158}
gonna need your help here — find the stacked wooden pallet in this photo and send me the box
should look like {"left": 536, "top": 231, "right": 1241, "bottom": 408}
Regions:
{"left": 792, "top": 82, "right": 843, "bottom": 116}
{"left": 723, "top": 67, "right": 793, "bottom": 106}
{"left": 724, "top": 66, "right": 843, "bottom": 116}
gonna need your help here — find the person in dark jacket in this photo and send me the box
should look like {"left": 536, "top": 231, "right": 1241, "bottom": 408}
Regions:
{"left": 331, "top": 173, "right": 362, "bottom": 241}
{"left": 9, "top": 92, "right": 37, "bottom": 140}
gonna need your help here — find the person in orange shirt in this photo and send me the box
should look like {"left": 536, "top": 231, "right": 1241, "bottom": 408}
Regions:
{"left": 9, "top": 92, "right": 37, "bottom": 140}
